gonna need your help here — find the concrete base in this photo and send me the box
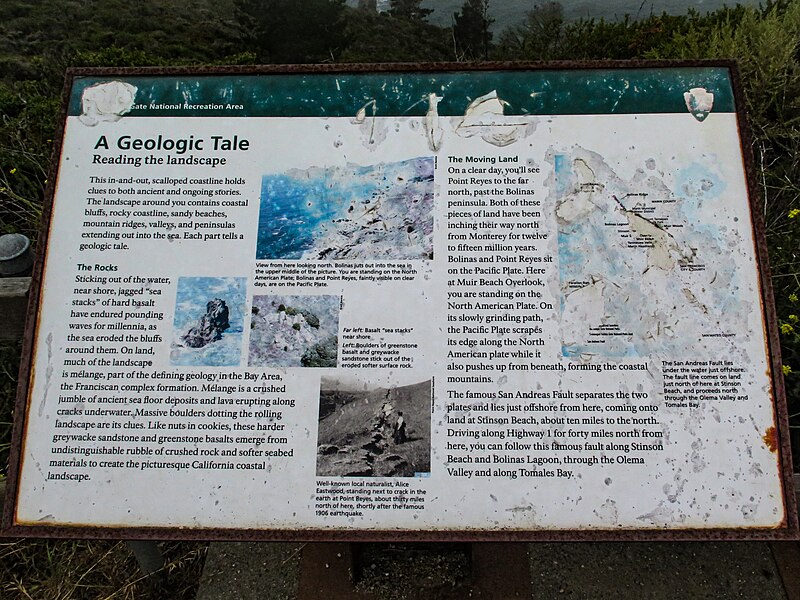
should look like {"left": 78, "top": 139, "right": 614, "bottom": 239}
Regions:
{"left": 197, "top": 540, "right": 791, "bottom": 600}
{"left": 196, "top": 542, "right": 303, "bottom": 600}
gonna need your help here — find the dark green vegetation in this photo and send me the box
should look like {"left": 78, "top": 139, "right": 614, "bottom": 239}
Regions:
{"left": 1, "top": 0, "right": 799, "bottom": 597}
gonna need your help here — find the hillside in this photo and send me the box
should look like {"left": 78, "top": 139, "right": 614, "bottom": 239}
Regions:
{"left": 349, "top": 0, "right": 764, "bottom": 32}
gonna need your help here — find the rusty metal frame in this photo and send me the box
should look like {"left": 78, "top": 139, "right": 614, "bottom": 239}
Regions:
{"left": 3, "top": 60, "right": 797, "bottom": 542}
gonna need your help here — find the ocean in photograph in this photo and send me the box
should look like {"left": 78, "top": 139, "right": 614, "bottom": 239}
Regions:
{"left": 256, "top": 157, "right": 434, "bottom": 261}
{"left": 170, "top": 277, "right": 247, "bottom": 367}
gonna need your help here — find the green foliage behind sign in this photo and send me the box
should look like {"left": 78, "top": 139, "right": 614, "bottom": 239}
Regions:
{"left": 0, "top": 0, "right": 798, "bottom": 458}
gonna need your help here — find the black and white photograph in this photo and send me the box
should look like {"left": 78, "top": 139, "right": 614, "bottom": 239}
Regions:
{"left": 316, "top": 376, "right": 432, "bottom": 477}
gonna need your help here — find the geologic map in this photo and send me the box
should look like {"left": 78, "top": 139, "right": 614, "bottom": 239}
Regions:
{"left": 554, "top": 146, "right": 748, "bottom": 359}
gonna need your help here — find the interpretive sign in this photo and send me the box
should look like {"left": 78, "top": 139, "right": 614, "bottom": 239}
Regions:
{"left": 4, "top": 63, "right": 797, "bottom": 540}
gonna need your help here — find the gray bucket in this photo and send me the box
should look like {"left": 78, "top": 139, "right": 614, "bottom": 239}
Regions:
{"left": 0, "top": 233, "right": 33, "bottom": 276}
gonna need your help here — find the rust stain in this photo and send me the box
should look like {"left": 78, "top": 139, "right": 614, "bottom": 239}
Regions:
{"left": 762, "top": 426, "right": 778, "bottom": 453}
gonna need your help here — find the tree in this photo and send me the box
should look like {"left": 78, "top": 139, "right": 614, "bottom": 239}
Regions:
{"left": 388, "top": 0, "right": 433, "bottom": 23}
{"left": 236, "top": 0, "right": 346, "bottom": 63}
{"left": 0, "top": 0, "right": 242, "bottom": 64}
{"left": 495, "top": 1, "right": 564, "bottom": 60}
{"left": 453, "top": 0, "right": 493, "bottom": 60}
{"left": 340, "top": 7, "right": 451, "bottom": 63}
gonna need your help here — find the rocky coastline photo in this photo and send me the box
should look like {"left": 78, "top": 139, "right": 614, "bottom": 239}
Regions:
{"left": 248, "top": 294, "right": 340, "bottom": 367}
{"left": 256, "top": 157, "right": 434, "bottom": 261}
{"left": 170, "top": 277, "right": 246, "bottom": 366}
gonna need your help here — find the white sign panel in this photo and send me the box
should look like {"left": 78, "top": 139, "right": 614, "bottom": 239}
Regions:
{"left": 5, "top": 66, "right": 795, "bottom": 538}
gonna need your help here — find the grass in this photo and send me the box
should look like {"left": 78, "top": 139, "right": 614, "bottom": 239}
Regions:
{"left": 0, "top": 342, "right": 19, "bottom": 467}
{"left": 0, "top": 342, "right": 209, "bottom": 600}
{"left": 0, "top": 539, "right": 207, "bottom": 600}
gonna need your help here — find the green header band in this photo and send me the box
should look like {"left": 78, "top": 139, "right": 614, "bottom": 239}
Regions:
{"left": 69, "top": 67, "right": 735, "bottom": 118}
